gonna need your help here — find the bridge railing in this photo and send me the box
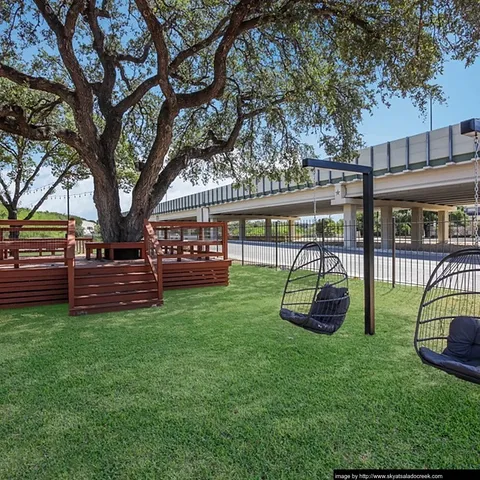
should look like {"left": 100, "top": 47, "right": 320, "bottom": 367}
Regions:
{"left": 154, "top": 123, "right": 475, "bottom": 216}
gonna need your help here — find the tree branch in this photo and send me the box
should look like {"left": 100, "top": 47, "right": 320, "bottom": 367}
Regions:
{"left": 0, "top": 63, "right": 74, "bottom": 105}
{"left": 134, "top": 0, "right": 177, "bottom": 103}
{"left": 0, "top": 105, "right": 82, "bottom": 151}
{"left": 114, "top": 75, "right": 159, "bottom": 114}
{"left": 24, "top": 163, "right": 75, "bottom": 220}
{"left": 84, "top": 0, "right": 116, "bottom": 110}
{"left": 117, "top": 41, "right": 153, "bottom": 64}
{"left": 176, "top": 0, "right": 262, "bottom": 110}
{"left": 33, "top": 0, "right": 93, "bottom": 100}
{"left": 0, "top": 174, "right": 13, "bottom": 205}
{"left": 18, "top": 144, "right": 58, "bottom": 197}
{"left": 169, "top": 16, "right": 229, "bottom": 72}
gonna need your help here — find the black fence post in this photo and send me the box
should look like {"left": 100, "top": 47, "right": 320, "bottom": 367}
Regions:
{"left": 392, "top": 217, "right": 396, "bottom": 288}
{"left": 321, "top": 218, "right": 325, "bottom": 245}
{"left": 241, "top": 227, "right": 245, "bottom": 266}
{"left": 275, "top": 222, "right": 279, "bottom": 269}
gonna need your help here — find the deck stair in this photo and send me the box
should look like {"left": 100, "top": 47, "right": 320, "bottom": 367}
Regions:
{"left": 70, "top": 263, "right": 161, "bottom": 315}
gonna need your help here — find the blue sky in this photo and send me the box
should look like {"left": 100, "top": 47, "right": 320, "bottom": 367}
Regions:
{"left": 20, "top": 58, "right": 480, "bottom": 221}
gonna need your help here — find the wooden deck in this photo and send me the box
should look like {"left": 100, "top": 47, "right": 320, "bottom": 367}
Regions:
{"left": 0, "top": 220, "right": 231, "bottom": 315}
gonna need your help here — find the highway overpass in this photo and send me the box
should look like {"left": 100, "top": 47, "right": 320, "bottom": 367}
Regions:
{"left": 151, "top": 121, "right": 477, "bottom": 246}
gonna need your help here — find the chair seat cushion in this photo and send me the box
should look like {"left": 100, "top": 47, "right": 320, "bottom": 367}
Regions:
{"left": 442, "top": 316, "right": 480, "bottom": 363}
{"left": 419, "top": 347, "right": 480, "bottom": 383}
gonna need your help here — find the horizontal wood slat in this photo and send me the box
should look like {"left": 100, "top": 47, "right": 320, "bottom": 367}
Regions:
{"left": 0, "top": 268, "right": 67, "bottom": 283}
{"left": 75, "top": 281, "right": 157, "bottom": 296}
{"left": 2, "top": 299, "right": 69, "bottom": 310}
{"left": 0, "top": 265, "right": 68, "bottom": 309}
{"left": 0, "top": 280, "right": 68, "bottom": 294}
{"left": 0, "top": 292, "right": 67, "bottom": 306}
{"left": 0, "top": 257, "right": 67, "bottom": 265}
{"left": 75, "top": 264, "right": 150, "bottom": 277}
{"left": 0, "top": 220, "right": 69, "bottom": 226}
{"left": 74, "top": 272, "right": 154, "bottom": 286}
{"left": 162, "top": 260, "right": 231, "bottom": 270}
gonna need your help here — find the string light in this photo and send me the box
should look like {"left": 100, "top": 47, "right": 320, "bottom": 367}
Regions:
{"left": 22, "top": 190, "right": 94, "bottom": 209}
{"left": 22, "top": 183, "right": 56, "bottom": 195}
{"left": 46, "top": 190, "right": 94, "bottom": 200}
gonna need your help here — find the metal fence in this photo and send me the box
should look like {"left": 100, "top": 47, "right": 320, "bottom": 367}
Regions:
{"left": 227, "top": 219, "right": 479, "bottom": 287}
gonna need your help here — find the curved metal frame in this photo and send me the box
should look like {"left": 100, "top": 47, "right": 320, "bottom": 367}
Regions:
{"left": 414, "top": 248, "right": 480, "bottom": 384}
{"left": 280, "top": 242, "right": 349, "bottom": 333}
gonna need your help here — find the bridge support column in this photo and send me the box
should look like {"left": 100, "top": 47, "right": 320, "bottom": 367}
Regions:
{"left": 265, "top": 218, "right": 272, "bottom": 242}
{"left": 343, "top": 204, "right": 357, "bottom": 248}
{"left": 196, "top": 207, "right": 210, "bottom": 222}
{"left": 288, "top": 219, "right": 296, "bottom": 242}
{"left": 438, "top": 210, "right": 450, "bottom": 244}
{"left": 411, "top": 207, "right": 423, "bottom": 248}
{"left": 239, "top": 219, "right": 246, "bottom": 241}
{"left": 380, "top": 206, "right": 393, "bottom": 250}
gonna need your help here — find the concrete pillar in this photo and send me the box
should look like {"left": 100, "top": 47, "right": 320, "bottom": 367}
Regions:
{"left": 380, "top": 206, "right": 393, "bottom": 250}
{"left": 411, "top": 207, "right": 423, "bottom": 248}
{"left": 343, "top": 204, "right": 357, "bottom": 248}
{"left": 265, "top": 218, "right": 272, "bottom": 242}
{"left": 238, "top": 218, "right": 246, "bottom": 240}
{"left": 288, "top": 219, "right": 296, "bottom": 241}
{"left": 438, "top": 211, "right": 450, "bottom": 244}
{"left": 196, "top": 207, "right": 210, "bottom": 222}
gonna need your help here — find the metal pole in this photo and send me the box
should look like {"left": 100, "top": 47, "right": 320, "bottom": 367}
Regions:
{"left": 302, "top": 157, "right": 375, "bottom": 335}
{"left": 363, "top": 171, "right": 375, "bottom": 335}
{"left": 392, "top": 217, "right": 396, "bottom": 288}
{"left": 275, "top": 222, "right": 279, "bottom": 269}
{"left": 66, "top": 183, "right": 70, "bottom": 218}
{"left": 241, "top": 225, "right": 244, "bottom": 266}
{"left": 429, "top": 95, "right": 433, "bottom": 131}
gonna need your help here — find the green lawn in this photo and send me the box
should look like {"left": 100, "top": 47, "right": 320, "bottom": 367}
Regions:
{"left": 1, "top": 266, "right": 479, "bottom": 479}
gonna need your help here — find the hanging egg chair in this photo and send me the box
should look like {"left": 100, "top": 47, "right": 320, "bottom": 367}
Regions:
{"left": 414, "top": 248, "right": 480, "bottom": 384}
{"left": 280, "top": 242, "right": 350, "bottom": 335}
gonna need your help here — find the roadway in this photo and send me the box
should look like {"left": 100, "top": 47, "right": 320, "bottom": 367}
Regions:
{"left": 227, "top": 240, "right": 454, "bottom": 287}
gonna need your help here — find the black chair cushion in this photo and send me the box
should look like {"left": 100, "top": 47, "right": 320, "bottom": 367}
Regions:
{"left": 419, "top": 347, "right": 480, "bottom": 383}
{"left": 280, "top": 284, "right": 350, "bottom": 335}
{"left": 442, "top": 316, "right": 480, "bottom": 364}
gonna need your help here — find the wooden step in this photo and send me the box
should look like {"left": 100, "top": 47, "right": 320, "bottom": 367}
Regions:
{"left": 74, "top": 280, "right": 157, "bottom": 296}
{"left": 70, "top": 299, "right": 162, "bottom": 316}
{"left": 74, "top": 289, "right": 158, "bottom": 307}
{"left": 75, "top": 264, "right": 150, "bottom": 277}
{"left": 74, "top": 271, "right": 154, "bottom": 285}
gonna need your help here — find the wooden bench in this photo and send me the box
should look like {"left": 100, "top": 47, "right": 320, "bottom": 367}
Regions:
{"left": 85, "top": 242, "right": 146, "bottom": 260}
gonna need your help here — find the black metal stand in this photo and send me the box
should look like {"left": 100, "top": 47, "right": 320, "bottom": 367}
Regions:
{"left": 302, "top": 158, "right": 375, "bottom": 335}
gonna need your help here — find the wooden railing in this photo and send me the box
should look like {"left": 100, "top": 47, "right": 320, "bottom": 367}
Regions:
{"left": 144, "top": 221, "right": 164, "bottom": 304}
{"left": 150, "top": 221, "right": 229, "bottom": 262}
{"left": 0, "top": 220, "right": 72, "bottom": 268}
{"left": 76, "top": 236, "right": 94, "bottom": 255}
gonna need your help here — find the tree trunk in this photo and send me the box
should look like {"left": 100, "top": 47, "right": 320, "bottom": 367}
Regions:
{"left": 92, "top": 174, "right": 125, "bottom": 242}
{"left": 7, "top": 205, "right": 19, "bottom": 239}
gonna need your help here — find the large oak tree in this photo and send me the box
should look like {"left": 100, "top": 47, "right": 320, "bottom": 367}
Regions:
{"left": 0, "top": 1, "right": 478, "bottom": 241}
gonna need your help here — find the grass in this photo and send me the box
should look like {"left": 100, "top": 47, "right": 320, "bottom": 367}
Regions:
{"left": 1, "top": 265, "right": 479, "bottom": 479}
